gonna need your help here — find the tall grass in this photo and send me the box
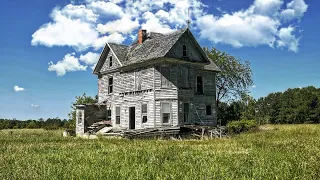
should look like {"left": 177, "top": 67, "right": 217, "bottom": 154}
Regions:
{"left": 1, "top": 125, "right": 320, "bottom": 179}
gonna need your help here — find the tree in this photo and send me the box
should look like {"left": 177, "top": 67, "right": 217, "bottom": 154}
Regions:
{"left": 204, "top": 47, "right": 253, "bottom": 107}
{"left": 66, "top": 93, "right": 98, "bottom": 129}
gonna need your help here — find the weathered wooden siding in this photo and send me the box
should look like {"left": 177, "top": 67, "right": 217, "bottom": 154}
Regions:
{"left": 165, "top": 33, "right": 204, "bottom": 62}
{"left": 100, "top": 51, "right": 121, "bottom": 72}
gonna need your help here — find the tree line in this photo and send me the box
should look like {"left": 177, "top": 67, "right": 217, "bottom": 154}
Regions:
{"left": 0, "top": 117, "right": 72, "bottom": 130}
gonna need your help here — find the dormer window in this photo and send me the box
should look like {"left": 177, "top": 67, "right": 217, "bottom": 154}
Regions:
{"left": 109, "top": 56, "right": 113, "bottom": 67}
{"left": 183, "top": 45, "right": 187, "bottom": 57}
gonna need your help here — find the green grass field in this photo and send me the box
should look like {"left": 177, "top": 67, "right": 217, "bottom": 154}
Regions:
{"left": 1, "top": 125, "right": 320, "bottom": 180}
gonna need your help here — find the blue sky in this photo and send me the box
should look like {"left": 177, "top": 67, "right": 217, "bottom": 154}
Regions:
{"left": 0, "top": 0, "right": 318, "bottom": 120}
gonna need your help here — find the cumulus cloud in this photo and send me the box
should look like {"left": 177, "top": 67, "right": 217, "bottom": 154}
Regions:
{"left": 196, "top": 0, "right": 307, "bottom": 51}
{"left": 79, "top": 52, "right": 100, "bottom": 65}
{"left": 14, "top": 85, "right": 25, "bottom": 92}
{"left": 31, "top": 6, "right": 99, "bottom": 51}
{"left": 32, "top": 0, "right": 309, "bottom": 76}
{"left": 277, "top": 26, "right": 300, "bottom": 53}
{"left": 48, "top": 53, "right": 87, "bottom": 76}
{"left": 280, "top": 0, "right": 308, "bottom": 20}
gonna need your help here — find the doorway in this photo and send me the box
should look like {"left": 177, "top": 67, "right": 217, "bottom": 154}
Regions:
{"left": 129, "top": 107, "right": 135, "bottom": 129}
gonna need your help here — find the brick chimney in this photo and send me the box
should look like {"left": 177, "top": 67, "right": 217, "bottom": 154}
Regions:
{"left": 138, "top": 29, "right": 147, "bottom": 44}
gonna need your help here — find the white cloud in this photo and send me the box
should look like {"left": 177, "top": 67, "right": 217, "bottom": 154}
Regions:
{"left": 31, "top": 104, "right": 40, "bottom": 108}
{"left": 252, "top": 85, "right": 257, "bottom": 88}
{"left": 89, "top": 1, "right": 124, "bottom": 17}
{"left": 280, "top": 0, "right": 308, "bottom": 20}
{"left": 97, "top": 17, "right": 139, "bottom": 34}
{"left": 31, "top": 7, "right": 99, "bottom": 51}
{"left": 48, "top": 53, "right": 87, "bottom": 76}
{"left": 93, "top": 33, "right": 126, "bottom": 50}
{"left": 80, "top": 52, "right": 100, "bottom": 65}
{"left": 277, "top": 26, "right": 299, "bottom": 53}
{"left": 14, "top": 86, "right": 25, "bottom": 92}
{"left": 196, "top": 0, "right": 308, "bottom": 52}
{"left": 141, "top": 11, "right": 176, "bottom": 34}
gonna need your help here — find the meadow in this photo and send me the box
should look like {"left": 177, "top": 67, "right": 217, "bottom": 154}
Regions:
{"left": 1, "top": 125, "right": 320, "bottom": 180}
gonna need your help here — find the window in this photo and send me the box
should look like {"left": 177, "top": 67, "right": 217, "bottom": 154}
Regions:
{"left": 107, "top": 109, "right": 111, "bottom": 121}
{"left": 183, "top": 45, "right": 187, "bottom": 57}
{"left": 161, "top": 103, "right": 171, "bottom": 124}
{"left": 116, "top": 107, "right": 120, "bottom": 124}
{"left": 161, "top": 66, "right": 170, "bottom": 88}
{"left": 196, "top": 76, "right": 203, "bottom": 94}
{"left": 108, "top": 77, "right": 113, "bottom": 94}
{"left": 183, "top": 103, "right": 189, "bottom": 122}
{"left": 77, "top": 110, "right": 83, "bottom": 124}
{"left": 181, "top": 67, "right": 189, "bottom": 88}
{"left": 109, "top": 56, "right": 113, "bottom": 67}
{"left": 206, "top": 105, "right": 212, "bottom": 115}
{"left": 142, "top": 104, "right": 147, "bottom": 123}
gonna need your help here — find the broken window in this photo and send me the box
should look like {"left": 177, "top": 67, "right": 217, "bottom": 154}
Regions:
{"left": 109, "top": 56, "right": 113, "bottom": 67}
{"left": 196, "top": 76, "right": 203, "bottom": 94}
{"left": 183, "top": 103, "right": 189, "bottom": 122}
{"left": 161, "top": 66, "right": 170, "bottom": 88}
{"left": 107, "top": 109, "right": 111, "bottom": 121}
{"left": 206, "top": 105, "right": 212, "bottom": 115}
{"left": 116, "top": 107, "right": 120, "bottom": 124}
{"left": 161, "top": 102, "right": 171, "bottom": 124}
{"left": 142, "top": 104, "right": 147, "bottom": 123}
{"left": 181, "top": 67, "right": 189, "bottom": 88}
{"left": 108, "top": 77, "right": 113, "bottom": 94}
{"left": 183, "top": 45, "right": 187, "bottom": 57}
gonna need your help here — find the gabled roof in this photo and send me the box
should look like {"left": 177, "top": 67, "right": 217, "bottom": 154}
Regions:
{"left": 93, "top": 28, "right": 220, "bottom": 74}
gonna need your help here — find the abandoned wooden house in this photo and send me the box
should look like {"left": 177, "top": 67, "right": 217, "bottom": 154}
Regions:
{"left": 75, "top": 28, "right": 220, "bottom": 135}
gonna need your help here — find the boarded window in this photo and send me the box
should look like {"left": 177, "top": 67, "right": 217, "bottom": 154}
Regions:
{"left": 109, "top": 56, "right": 113, "bottom": 67}
{"left": 206, "top": 105, "right": 212, "bottom": 115}
{"left": 142, "top": 104, "right": 147, "bottom": 123}
{"left": 196, "top": 76, "right": 203, "bottom": 94}
{"left": 161, "top": 103, "right": 171, "bottom": 124}
{"left": 116, "top": 107, "right": 120, "bottom": 124}
{"left": 181, "top": 67, "right": 189, "bottom": 88}
{"left": 183, "top": 45, "right": 187, "bottom": 57}
{"left": 107, "top": 109, "right": 111, "bottom": 121}
{"left": 161, "top": 66, "right": 170, "bottom": 87}
{"left": 108, "top": 77, "right": 113, "bottom": 94}
{"left": 183, "top": 103, "right": 189, "bottom": 122}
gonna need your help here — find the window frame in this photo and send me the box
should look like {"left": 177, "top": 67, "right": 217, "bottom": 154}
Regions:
{"left": 116, "top": 106, "right": 121, "bottom": 124}
{"left": 77, "top": 110, "right": 84, "bottom": 124}
{"left": 206, "top": 105, "right": 212, "bottom": 116}
{"left": 109, "top": 56, "right": 113, "bottom": 67}
{"left": 106, "top": 109, "right": 112, "bottom": 121}
{"left": 108, "top": 77, "right": 113, "bottom": 94}
{"left": 196, "top": 76, "right": 204, "bottom": 94}
{"left": 141, "top": 103, "right": 148, "bottom": 124}
{"left": 160, "top": 66, "right": 171, "bottom": 88}
{"left": 182, "top": 45, "right": 187, "bottom": 57}
{"left": 161, "top": 102, "right": 171, "bottom": 124}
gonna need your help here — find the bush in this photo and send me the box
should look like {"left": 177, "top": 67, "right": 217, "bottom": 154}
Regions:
{"left": 227, "top": 119, "right": 257, "bottom": 134}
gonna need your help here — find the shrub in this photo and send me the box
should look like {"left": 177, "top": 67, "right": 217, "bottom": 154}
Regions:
{"left": 227, "top": 119, "right": 257, "bottom": 134}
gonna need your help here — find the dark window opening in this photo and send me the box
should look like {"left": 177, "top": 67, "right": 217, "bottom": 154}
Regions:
{"left": 77, "top": 110, "right": 83, "bottom": 124}
{"left": 183, "top": 103, "right": 189, "bottom": 122}
{"left": 116, "top": 107, "right": 120, "bottom": 124}
{"left": 162, "top": 103, "right": 171, "bottom": 124}
{"left": 107, "top": 109, "right": 111, "bottom": 121}
{"left": 206, "top": 105, "right": 212, "bottom": 115}
{"left": 108, "top": 77, "right": 113, "bottom": 94}
{"left": 161, "top": 66, "right": 170, "bottom": 87}
{"left": 196, "top": 76, "right": 203, "bottom": 94}
{"left": 183, "top": 45, "right": 187, "bottom": 57}
{"left": 109, "top": 56, "right": 113, "bottom": 67}
{"left": 142, "top": 104, "right": 147, "bottom": 123}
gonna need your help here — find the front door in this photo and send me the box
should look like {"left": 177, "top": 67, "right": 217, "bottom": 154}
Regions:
{"left": 183, "top": 103, "right": 189, "bottom": 123}
{"left": 129, "top": 107, "right": 135, "bottom": 129}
